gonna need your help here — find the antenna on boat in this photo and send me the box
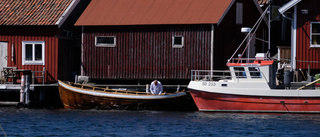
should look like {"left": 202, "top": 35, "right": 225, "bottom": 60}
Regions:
{"left": 227, "top": 5, "right": 270, "bottom": 64}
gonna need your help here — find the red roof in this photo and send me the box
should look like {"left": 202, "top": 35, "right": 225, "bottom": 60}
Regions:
{"left": 257, "top": 0, "right": 269, "bottom": 5}
{"left": 0, "top": 0, "right": 73, "bottom": 25}
{"left": 75, "top": 0, "right": 233, "bottom": 26}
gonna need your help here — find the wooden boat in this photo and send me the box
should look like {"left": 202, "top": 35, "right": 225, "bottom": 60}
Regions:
{"left": 58, "top": 80, "right": 192, "bottom": 110}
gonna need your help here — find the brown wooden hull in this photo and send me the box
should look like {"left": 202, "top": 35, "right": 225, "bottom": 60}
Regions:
{"left": 58, "top": 81, "right": 194, "bottom": 110}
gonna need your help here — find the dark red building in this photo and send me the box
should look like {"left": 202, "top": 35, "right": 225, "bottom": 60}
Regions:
{"left": 75, "top": 0, "right": 267, "bottom": 84}
{"left": 0, "top": 0, "right": 90, "bottom": 83}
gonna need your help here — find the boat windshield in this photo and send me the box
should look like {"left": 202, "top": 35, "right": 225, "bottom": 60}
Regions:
{"left": 234, "top": 67, "right": 247, "bottom": 78}
{"left": 249, "top": 67, "right": 262, "bottom": 78}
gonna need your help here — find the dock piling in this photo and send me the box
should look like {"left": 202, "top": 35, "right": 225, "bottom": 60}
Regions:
{"left": 146, "top": 84, "right": 149, "bottom": 93}
{"left": 25, "top": 75, "right": 30, "bottom": 105}
{"left": 20, "top": 75, "right": 25, "bottom": 103}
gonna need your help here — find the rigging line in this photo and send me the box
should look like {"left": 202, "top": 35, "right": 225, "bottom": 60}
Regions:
{"left": 241, "top": 9, "right": 265, "bottom": 57}
{"left": 240, "top": 14, "right": 265, "bottom": 57}
{"left": 227, "top": 5, "right": 270, "bottom": 64}
{"left": 255, "top": 37, "right": 269, "bottom": 43}
{"left": 271, "top": 57, "right": 320, "bottom": 63}
{"left": 0, "top": 123, "right": 7, "bottom": 137}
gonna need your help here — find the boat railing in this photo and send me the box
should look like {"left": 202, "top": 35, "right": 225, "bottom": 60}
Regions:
{"left": 191, "top": 70, "right": 232, "bottom": 81}
{"left": 228, "top": 57, "right": 272, "bottom": 63}
{"left": 191, "top": 69, "right": 269, "bottom": 83}
{"left": 68, "top": 81, "right": 184, "bottom": 95}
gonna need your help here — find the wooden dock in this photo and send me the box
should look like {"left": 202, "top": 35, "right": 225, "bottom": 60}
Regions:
{"left": 0, "top": 83, "right": 58, "bottom": 107}
{"left": 0, "top": 83, "right": 58, "bottom": 91}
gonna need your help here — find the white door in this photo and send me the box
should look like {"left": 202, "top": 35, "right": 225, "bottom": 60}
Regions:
{"left": 0, "top": 42, "right": 8, "bottom": 79}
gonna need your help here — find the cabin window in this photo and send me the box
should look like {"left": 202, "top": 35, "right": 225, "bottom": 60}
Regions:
{"left": 172, "top": 36, "right": 184, "bottom": 48}
{"left": 95, "top": 36, "right": 116, "bottom": 47}
{"left": 22, "top": 41, "right": 45, "bottom": 65}
{"left": 234, "top": 67, "right": 246, "bottom": 78}
{"left": 311, "top": 22, "right": 320, "bottom": 47}
{"left": 236, "top": 3, "right": 243, "bottom": 25}
{"left": 249, "top": 67, "right": 262, "bottom": 78}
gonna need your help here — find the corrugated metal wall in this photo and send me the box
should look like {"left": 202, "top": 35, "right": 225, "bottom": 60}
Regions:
{"left": 0, "top": 26, "right": 59, "bottom": 83}
{"left": 82, "top": 25, "right": 211, "bottom": 80}
{"left": 296, "top": 0, "right": 320, "bottom": 69}
{"left": 81, "top": 0, "right": 266, "bottom": 80}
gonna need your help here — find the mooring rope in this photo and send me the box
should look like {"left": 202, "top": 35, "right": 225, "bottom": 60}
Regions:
{"left": 271, "top": 57, "right": 320, "bottom": 63}
{"left": 0, "top": 123, "right": 7, "bottom": 137}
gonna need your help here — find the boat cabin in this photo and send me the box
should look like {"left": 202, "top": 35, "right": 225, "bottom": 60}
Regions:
{"left": 191, "top": 53, "right": 279, "bottom": 89}
{"left": 227, "top": 53, "right": 277, "bottom": 88}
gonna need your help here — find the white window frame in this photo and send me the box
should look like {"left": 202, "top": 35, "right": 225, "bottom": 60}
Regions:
{"left": 22, "top": 41, "right": 45, "bottom": 65}
{"left": 310, "top": 22, "right": 320, "bottom": 48}
{"left": 95, "top": 36, "right": 116, "bottom": 47}
{"left": 172, "top": 36, "right": 184, "bottom": 48}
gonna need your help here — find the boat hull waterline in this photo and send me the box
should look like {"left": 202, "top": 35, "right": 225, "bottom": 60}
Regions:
{"left": 58, "top": 81, "right": 190, "bottom": 110}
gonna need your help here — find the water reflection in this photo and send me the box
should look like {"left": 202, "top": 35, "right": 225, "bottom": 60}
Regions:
{"left": 1, "top": 108, "right": 320, "bottom": 136}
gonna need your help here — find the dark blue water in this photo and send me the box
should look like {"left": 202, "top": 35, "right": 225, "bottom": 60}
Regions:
{"left": 1, "top": 108, "right": 320, "bottom": 137}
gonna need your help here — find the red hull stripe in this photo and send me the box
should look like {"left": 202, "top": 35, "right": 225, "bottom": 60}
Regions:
{"left": 227, "top": 60, "right": 274, "bottom": 67}
{"left": 189, "top": 89, "right": 320, "bottom": 113}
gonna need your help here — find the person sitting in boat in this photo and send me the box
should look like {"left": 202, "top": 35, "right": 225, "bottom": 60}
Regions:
{"left": 149, "top": 80, "right": 163, "bottom": 95}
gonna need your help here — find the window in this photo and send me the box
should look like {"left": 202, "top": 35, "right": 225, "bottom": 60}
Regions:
{"left": 249, "top": 67, "right": 261, "bottom": 78}
{"left": 234, "top": 67, "right": 246, "bottom": 78}
{"left": 22, "top": 41, "right": 45, "bottom": 65}
{"left": 311, "top": 22, "right": 320, "bottom": 47}
{"left": 271, "top": 6, "right": 280, "bottom": 21}
{"left": 236, "top": 3, "right": 243, "bottom": 25}
{"left": 95, "top": 36, "right": 116, "bottom": 47}
{"left": 172, "top": 36, "right": 184, "bottom": 48}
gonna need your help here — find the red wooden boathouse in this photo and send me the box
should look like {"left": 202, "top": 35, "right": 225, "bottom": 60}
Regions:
{"left": 0, "top": 0, "right": 90, "bottom": 83}
{"left": 75, "top": 0, "right": 268, "bottom": 84}
{"left": 278, "top": 0, "right": 320, "bottom": 73}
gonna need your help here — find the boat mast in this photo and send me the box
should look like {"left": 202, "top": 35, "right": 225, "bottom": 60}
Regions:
{"left": 210, "top": 24, "right": 214, "bottom": 78}
{"left": 227, "top": 5, "right": 270, "bottom": 64}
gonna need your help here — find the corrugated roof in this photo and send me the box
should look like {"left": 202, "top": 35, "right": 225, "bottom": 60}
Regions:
{"left": 75, "top": 0, "right": 233, "bottom": 26}
{"left": 0, "top": 0, "right": 73, "bottom": 25}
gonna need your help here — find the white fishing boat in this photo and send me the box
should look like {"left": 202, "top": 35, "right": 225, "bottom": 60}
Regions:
{"left": 188, "top": 4, "right": 320, "bottom": 113}
{"left": 188, "top": 54, "right": 320, "bottom": 113}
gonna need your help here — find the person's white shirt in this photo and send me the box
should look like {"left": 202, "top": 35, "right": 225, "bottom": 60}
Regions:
{"left": 149, "top": 80, "right": 163, "bottom": 95}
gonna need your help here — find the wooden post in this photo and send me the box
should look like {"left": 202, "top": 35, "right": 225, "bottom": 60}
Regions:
{"left": 75, "top": 75, "right": 78, "bottom": 83}
{"left": 25, "top": 75, "right": 30, "bottom": 105}
{"left": 20, "top": 75, "right": 25, "bottom": 103}
{"left": 39, "top": 88, "right": 44, "bottom": 101}
{"left": 146, "top": 84, "right": 149, "bottom": 93}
